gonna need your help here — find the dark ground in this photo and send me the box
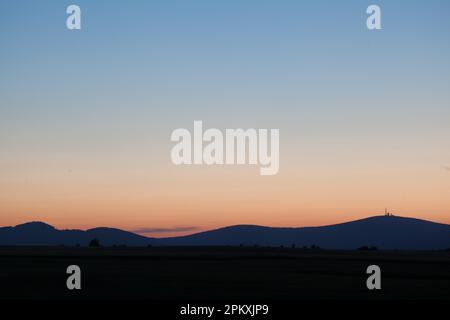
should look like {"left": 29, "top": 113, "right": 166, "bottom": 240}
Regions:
{"left": 0, "top": 246, "right": 449, "bottom": 300}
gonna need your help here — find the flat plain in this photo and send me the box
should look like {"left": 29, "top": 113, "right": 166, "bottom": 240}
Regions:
{"left": 0, "top": 246, "right": 449, "bottom": 300}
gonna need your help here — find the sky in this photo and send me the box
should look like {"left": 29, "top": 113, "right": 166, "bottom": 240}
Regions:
{"left": 1, "top": 0, "right": 450, "bottom": 236}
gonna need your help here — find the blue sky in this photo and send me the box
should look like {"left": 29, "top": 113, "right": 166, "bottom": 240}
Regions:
{"left": 2, "top": 0, "right": 449, "bottom": 128}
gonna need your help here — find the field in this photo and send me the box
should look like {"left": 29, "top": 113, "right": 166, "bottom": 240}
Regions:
{"left": 0, "top": 246, "right": 449, "bottom": 300}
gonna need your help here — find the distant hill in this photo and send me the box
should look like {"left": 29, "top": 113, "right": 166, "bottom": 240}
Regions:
{"left": 156, "top": 216, "right": 450, "bottom": 250}
{"left": 1, "top": 216, "right": 449, "bottom": 250}
{"left": 0, "top": 222, "right": 153, "bottom": 247}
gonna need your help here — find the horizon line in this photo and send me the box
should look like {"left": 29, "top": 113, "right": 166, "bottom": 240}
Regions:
{"left": 3, "top": 214, "right": 449, "bottom": 239}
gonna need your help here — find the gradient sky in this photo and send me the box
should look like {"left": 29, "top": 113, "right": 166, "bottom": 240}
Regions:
{"left": 1, "top": 0, "right": 450, "bottom": 236}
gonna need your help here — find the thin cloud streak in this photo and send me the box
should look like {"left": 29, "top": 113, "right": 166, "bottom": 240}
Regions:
{"left": 131, "top": 226, "right": 199, "bottom": 234}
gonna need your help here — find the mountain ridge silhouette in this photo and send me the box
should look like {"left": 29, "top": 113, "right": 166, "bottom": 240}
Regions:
{"left": 1, "top": 215, "right": 449, "bottom": 250}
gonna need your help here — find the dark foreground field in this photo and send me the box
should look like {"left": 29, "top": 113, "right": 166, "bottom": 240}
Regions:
{"left": 0, "top": 246, "right": 449, "bottom": 300}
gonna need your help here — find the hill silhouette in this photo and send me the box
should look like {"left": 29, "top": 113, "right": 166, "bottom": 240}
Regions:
{"left": 157, "top": 216, "right": 450, "bottom": 250}
{"left": 0, "top": 221, "right": 152, "bottom": 246}
{"left": 1, "top": 216, "right": 449, "bottom": 250}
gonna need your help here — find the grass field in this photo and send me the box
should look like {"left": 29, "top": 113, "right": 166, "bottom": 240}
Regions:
{"left": 0, "top": 246, "right": 449, "bottom": 300}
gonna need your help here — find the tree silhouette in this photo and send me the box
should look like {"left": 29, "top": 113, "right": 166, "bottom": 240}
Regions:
{"left": 89, "top": 238, "right": 100, "bottom": 247}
